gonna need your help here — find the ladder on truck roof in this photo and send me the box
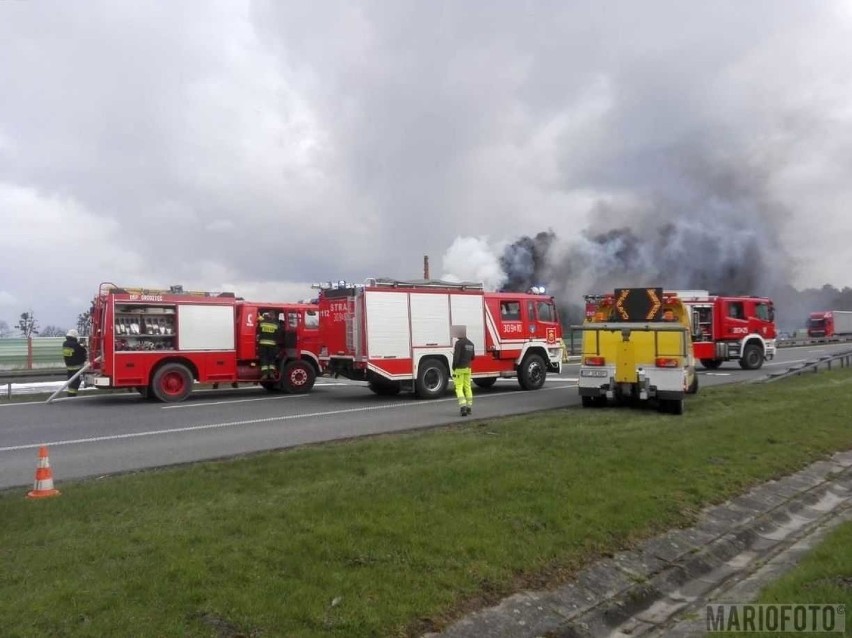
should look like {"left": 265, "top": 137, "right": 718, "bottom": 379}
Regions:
{"left": 367, "top": 278, "right": 484, "bottom": 291}
{"left": 98, "top": 282, "right": 236, "bottom": 298}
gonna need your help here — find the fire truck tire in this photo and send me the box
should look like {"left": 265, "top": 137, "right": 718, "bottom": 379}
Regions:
{"left": 700, "top": 358, "right": 723, "bottom": 370}
{"left": 151, "top": 363, "right": 193, "bottom": 402}
{"left": 260, "top": 380, "right": 280, "bottom": 392}
{"left": 739, "top": 344, "right": 764, "bottom": 370}
{"left": 281, "top": 360, "right": 316, "bottom": 394}
{"left": 415, "top": 359, "right": 449, "bottom": 399}
{"left": 518, "top": 353, "right": 547, "bottom": 391}
{"left": 473, "top": 377, "right": 497, "bottom": 389}
{"left": 368, "top": 380, "right": 402, "bottom": 396}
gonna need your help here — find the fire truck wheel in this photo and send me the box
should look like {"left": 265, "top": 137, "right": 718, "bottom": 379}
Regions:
{"left": 739, "top": 344, "right": 764, "bottom": 370}
{"left": 473, "top": 377, "right": 497, "bottom": 389}
{"left": 700, "top": 358, "right": 723, "bottom": 370}
{"left": 415, "top": 359, "right": 449, "bottom": 399}
{"left": 151, "top": 363, "right": 193, "bottom": 402}
{"left": 518, "top": 353, "right": 547, "bottom": 391}
{"left": 281, "top": 360, "right": 316, "bottom": 394}
{"left": 368, "top": 380, "right": 402, "bottom": 396}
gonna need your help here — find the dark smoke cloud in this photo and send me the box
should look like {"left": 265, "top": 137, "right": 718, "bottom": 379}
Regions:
{"left": 499, "top": 224, "right": 852, "bottom": 330}
{"left": 496, "top": 155, "right": 851, "bottom": 330}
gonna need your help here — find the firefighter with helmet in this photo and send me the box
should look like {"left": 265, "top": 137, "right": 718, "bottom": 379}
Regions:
{"left": 62, "top": 329, "right": 88, "bottom": 397}
{"left": 256, "top": 311, "right": 282, "bottom": 380}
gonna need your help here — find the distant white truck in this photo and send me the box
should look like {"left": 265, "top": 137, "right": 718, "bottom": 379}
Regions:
{"left": 806, "top": 310, "right": 852, "bottom": 339}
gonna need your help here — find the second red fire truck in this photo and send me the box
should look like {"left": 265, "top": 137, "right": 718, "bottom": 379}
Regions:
{"left": 317, "top": 278, "right": 564, "bottom": 398}
{"left": 85, "top": 283, "right": 323, "bottom": 402}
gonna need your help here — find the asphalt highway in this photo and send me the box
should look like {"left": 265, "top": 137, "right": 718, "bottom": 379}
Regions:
{"left": 1, "top": 343, "right": 849, "bottom": 490}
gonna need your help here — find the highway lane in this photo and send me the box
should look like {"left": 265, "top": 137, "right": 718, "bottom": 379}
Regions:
{"left": 1, "top": 343, "right": 850, "bottom": 490}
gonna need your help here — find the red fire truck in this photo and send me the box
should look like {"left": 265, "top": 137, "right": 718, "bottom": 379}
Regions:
{"left": 583, "top": 290, "right": 777, "bottom": 370}
{"left": 673, "top": 291, "right": 777, "bottom": 370}
{"left": 317, "top": 278, "right": 564, "bottom": 398}
{"left": 85, "top": 283, "right": 322, "bottom": 401}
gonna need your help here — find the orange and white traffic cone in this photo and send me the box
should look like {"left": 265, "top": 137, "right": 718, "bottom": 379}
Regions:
{"left": 26, "top": 446, "right": 60, "bottom": 499}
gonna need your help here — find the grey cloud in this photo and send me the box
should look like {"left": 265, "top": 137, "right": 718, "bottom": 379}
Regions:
{"left": 1, "top": 0, "right": 851, "bottom": 328}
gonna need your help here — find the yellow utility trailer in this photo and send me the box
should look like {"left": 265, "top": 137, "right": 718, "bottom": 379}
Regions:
{"left": 574, "top": 288, "right": 698, "bottom": 415}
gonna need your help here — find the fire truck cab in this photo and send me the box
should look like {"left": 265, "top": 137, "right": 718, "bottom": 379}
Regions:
{"left": 86, "top": 283, "right": 322, "bottom": 402}
{"left": 317, "top": 278, "right": 564, "bottom": 398}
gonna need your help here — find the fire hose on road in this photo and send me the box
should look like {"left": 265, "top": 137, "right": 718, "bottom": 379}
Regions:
{"left": 45, "top": 356, "right": 102, "bottom": 404}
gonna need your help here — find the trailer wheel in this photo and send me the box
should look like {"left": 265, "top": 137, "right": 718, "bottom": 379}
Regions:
{"left": 739, "top": 344, "right": 763, "bottom": 370}
{"left": 687, "top": 372, "right": 699, "bottom": 395}
{"left": 151, "top": 363, "right": 193, "bottom": 402}
{"left": 700, "top": 358, "right": 723, "bottom": 370}
{"left": 415, "top": 359, "right": 449, "bottom": 399}
{"left": 473, "top": 377, "right": 497, "bottom": 389}
{"left": 368, "top": 380, "right": 402, "bottom": 396}
{"left": 518, "top": 353, "right": 547, "bottom": 391}
{"left": 658, "top": 398, "right": 684, "bottom": 415}
{"left": 281, "top": 360, "right": 316, "bottom": 394}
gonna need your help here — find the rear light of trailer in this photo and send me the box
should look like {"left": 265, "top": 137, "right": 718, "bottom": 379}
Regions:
{"left": 584, "top": 356, "right": 606, "bottom": 366}
{"left": 655, "top": 357, "right": 680, "bottom": 368}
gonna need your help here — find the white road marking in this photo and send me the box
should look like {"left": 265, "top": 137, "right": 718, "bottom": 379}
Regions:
{"left": 0, "top": 385, "right": 571, "bottom": 453}
{"left": 162, "top": 394, "right": 309, "bottom": 410}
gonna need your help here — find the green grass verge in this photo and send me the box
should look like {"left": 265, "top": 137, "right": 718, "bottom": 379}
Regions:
{"left": 2, "top": 370, "right": 852, "bottom": 637}
{"left": 708, "top": 520, "right": 852, "bottom": 637}
{"left": 742, "top": 521, "right": 852, "bottom": 637}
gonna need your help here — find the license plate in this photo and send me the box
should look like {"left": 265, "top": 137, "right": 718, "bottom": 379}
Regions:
{"left": 580, "top": 369, "right": 608, "bottom": 378}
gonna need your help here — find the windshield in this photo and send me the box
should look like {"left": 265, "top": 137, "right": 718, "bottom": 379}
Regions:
{"left": 808, "top": 318, "right": 826, "bottom": 329}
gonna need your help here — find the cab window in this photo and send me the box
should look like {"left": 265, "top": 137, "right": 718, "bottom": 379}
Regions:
{"left": 536, "top": 301, "right": 556, "bottom": 323}
{"left": 500, "top": 301, "right": 521, "bottom": 320}
{"left": 304, "top": 310, "right": 319, "bottom": 329}
{"left": 728, "top": 302, "right": 745, "bottom": 320}
{"left": 287, "top": 312, "right": 299, "bottom": 329}
{"left": 755, "top": 303, "right": 770, "bottom": 321}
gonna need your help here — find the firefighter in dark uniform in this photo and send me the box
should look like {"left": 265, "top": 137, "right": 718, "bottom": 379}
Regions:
{"left": 256, "top": 312, "right": 283, "bottom": 379}
{"left": 62, "top": 329, "right": 87, "bottom": 397}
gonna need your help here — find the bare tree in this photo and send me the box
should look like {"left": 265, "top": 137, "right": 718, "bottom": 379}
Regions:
{"left": 40, "top": 325, "right": 67, "bottom": 337}
{"left": 77, "top": 309, "right": 92, "bottom": 337}
{"left": 17, "top": 311, "right": 39, "bottom": 338}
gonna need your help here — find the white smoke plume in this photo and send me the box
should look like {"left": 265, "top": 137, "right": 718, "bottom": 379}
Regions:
{"left": 441, "top": 236, "right": 507, "bottom": 290}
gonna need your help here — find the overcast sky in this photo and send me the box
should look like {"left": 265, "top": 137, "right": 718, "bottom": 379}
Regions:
{"left": 2, "top": 1, "right": 851, "bottom": 330}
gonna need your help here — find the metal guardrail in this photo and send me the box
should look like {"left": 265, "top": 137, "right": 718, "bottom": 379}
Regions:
{"left": 776, "top": 335, "right": 852, "bottom": 348}
{"left": 756, "top": 349, "right": 852, "bottom": 383}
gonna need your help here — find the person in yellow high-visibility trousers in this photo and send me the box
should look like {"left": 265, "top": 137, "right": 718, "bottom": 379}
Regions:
{"left": 451, "top": 325, "right": 476, "bottom": 416}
